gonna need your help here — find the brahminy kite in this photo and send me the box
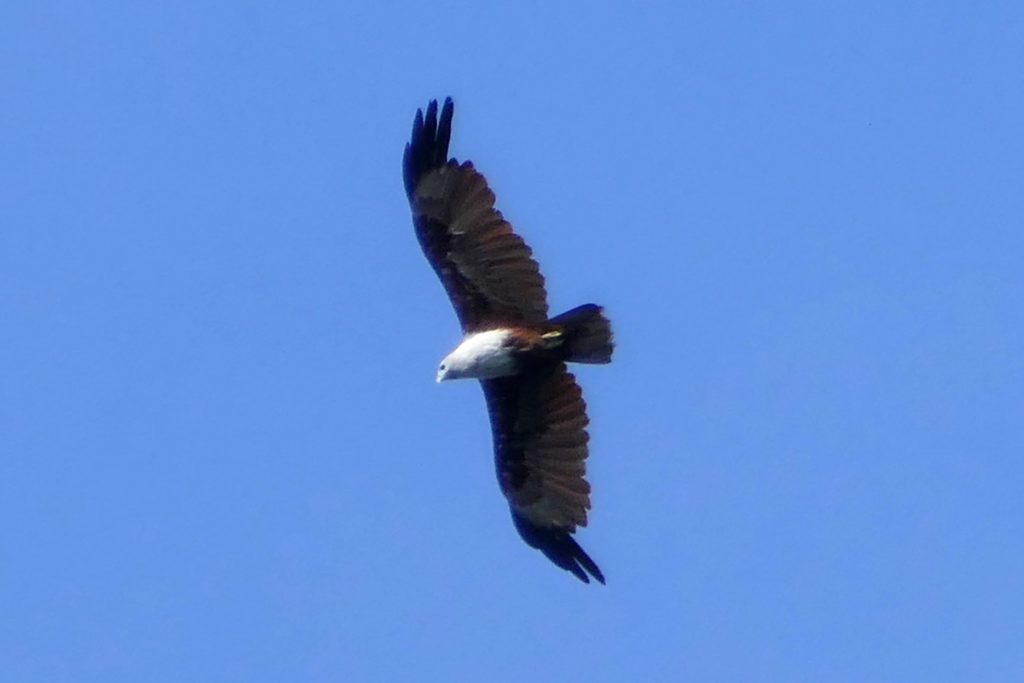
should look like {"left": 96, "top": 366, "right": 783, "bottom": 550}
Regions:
{"left": 403, "top": 98, "right": 614, "bottom": 584}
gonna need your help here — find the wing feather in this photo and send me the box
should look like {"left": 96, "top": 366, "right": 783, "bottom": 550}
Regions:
{"left": 404, "top": 99, "right": 548, "bottom": 331}
{"left": 481, "top": 365, "right": 604, "bottom": 583}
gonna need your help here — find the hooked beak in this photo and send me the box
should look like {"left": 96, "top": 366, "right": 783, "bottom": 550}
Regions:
{"left": 436, "top": 361, "right": 451, "bottom": 383}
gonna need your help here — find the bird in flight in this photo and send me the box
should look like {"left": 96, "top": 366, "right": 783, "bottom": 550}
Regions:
{"left": 403, "top": 98, "right": 614, "bottom": 584}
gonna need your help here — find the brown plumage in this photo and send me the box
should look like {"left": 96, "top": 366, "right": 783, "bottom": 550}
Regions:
{"left": 404, "top": 98, "right": 613, "bottom": 584}
{"left": 404, "top": 99, "right": 547, "bottom": 332}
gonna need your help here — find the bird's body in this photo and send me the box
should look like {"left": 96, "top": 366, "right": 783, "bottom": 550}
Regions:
{"left": 403, "top": 98, "right": 613, "bottom": 583}
{"left": 438, "top": 322, "right": 590, "bottom": 382}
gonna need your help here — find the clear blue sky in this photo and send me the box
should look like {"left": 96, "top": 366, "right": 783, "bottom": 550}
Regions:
{"left": 3, "top": 2, "right": 1022, "bottom": 681}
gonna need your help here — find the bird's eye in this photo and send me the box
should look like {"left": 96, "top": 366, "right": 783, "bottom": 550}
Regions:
{"left": 440, "top": 363, "right": 447, "bottom": 370}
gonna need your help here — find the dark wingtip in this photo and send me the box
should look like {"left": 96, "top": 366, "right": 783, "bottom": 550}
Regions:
{"left": 403, "top": 97, "right": 455, "bottom": 200}
{"left": 511, "top": 512, "right": 605, "bottom": 585}
{"left": 437, "top": 97, "right": 454, "bottom": 161}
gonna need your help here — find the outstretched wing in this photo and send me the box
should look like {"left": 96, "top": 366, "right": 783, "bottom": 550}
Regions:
{"left": 404, "top": 98, "right": 549, "bottom": 332}
{"left": 481, "top": 364, "right": 604, "bottom": 584}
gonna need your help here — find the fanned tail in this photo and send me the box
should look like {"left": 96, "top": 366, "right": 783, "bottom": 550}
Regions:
{"left": 549, "top": 304, "right": 614, "bottom": 364}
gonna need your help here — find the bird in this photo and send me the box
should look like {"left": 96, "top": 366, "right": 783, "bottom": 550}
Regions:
{"left": 403, "top": 98, "right": 614, "bottom": 584}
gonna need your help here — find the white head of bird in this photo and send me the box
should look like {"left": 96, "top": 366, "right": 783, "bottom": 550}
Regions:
{"left": 436, "top": 329, "right": 517, "bottom": 382}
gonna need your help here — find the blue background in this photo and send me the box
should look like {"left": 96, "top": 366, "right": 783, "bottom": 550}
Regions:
{"left": 3, "top": 2, "right": 1022, "bottom": 681}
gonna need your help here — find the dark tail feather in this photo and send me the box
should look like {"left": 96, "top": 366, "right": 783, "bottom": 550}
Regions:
{"left": 512, "top": 512, "right": 606, "bottom": 584}
{"left": 549, "top": 304, "right": 614, "bottom": 364}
